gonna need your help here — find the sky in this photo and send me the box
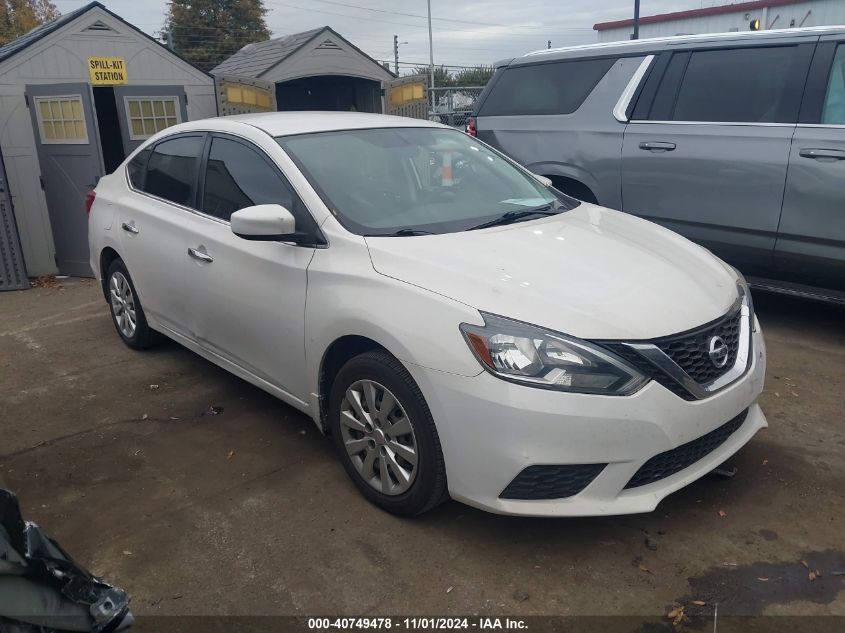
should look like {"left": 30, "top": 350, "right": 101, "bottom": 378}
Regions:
{"left": 53, "top": 0, "right": 730, "bottom": 70}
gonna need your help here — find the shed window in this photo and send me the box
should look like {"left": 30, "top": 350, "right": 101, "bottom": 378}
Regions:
{"left": 125, "top": 97, "right": 181, "bottom": 140}
{"left": 34, "top": 96, "right": 88, "bottom": 144}
{"left": 225, "top": 85, "right": 272, "bottom": 109}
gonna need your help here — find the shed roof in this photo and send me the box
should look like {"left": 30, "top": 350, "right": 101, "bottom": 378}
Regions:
{"left": 0, "top": 1, "right": 212, "bottom": 77}
{"left": 211, "top": 26, "right": 395, "bottom": 80}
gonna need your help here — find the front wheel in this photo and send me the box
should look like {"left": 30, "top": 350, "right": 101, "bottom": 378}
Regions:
{"left": 329, "top": 350, "right": 448, "bottom": 516}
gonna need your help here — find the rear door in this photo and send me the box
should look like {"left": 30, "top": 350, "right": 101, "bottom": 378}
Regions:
{"left": 621, "top": 40, "right": 815, "bottom": 276}
{"left": 26, "top": 83, "right": 102, "bottom": 276}
{"left": 113, "top": 86, "right": 188, "bottom": 155}
{"left": 775, "top": 38, "right": 845, "bottom": 292}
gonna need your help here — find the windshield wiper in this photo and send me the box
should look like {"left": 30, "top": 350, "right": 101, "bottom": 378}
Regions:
{"left": 369, "top": 228, "right": 436, "bottom": 237}
{"left": 465, "top": 204, "right": 559, "bottom": 231}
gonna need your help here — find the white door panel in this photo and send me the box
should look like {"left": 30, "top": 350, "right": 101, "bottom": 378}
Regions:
{"left": 183, "top": 214, "right": 314, "bottom": 401}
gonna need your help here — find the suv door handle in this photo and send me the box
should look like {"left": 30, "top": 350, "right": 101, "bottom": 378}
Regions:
{"left": 121, "top": 222, "right": 139, "bottom": 234}
{"left": 639, "top": 141, "right": 676, "bottom": 152}
{"left": 799, "top": 148, "right": 845, "bottom": 161}
{"left": 187, "top": 247, "right": 213, "bottom": 263}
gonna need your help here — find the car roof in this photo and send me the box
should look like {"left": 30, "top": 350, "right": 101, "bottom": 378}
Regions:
{"left": 514, "top": 25, "right": 845, "bottom": 65}
{"left": 177, "top": 111, "right": 444, "bottom": 137}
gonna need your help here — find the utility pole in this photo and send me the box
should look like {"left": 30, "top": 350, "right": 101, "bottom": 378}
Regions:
{"left": 394, "top": 35, "right": 399, "bottom": 74}
{"left": 632, "top": 0, "right": 640, "bottom": 40}
{"left": 547, "top": 40, "right": 551, "bottom": 49}
{"left": 427, "top": 0, "right": 435, "bottom": 112}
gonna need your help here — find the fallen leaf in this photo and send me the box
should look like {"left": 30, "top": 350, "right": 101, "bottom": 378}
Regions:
{"left": 762, "top": 459, "right": 769, "bottom": 465}
{"left": 667, "top": 607, "right": 682, "bottom": 619}
{"left": 122, "top": 550, "right": 133, "bottom": 556}
{"left": 774, "top": 392, "right": 780, "bottom": 398}
{"left": 723, "top": 562, "right": 738, "bottom": 567}
{"left": 149, "top": 384, "right": 159, "bottom": 390}
{"left": 718, "top": 510, "right": 727, "bottom": 518}
{"left": 815, "top": 569, "right": 822, "bottom": 578}
{"left": 791, "top": 391, "right": 799, "bottom": 397}
{"left": 638, "top": 564, "right": 652, "bottom": 574}
{"left": 208, "top": 405, "right": 224, "bottom": 415}
{"left": 141, "top": 414, "right": 148, "bottom": 420}
{"left": 691, "top": 600, "right": 706, "bottom": 606}
{"left": 809, "top": 571, "right": 817, "bottom": 581}
{"left": 227, "top": 450, "right": 235, "bottom": 460}
{"left": 446, "top": 586, "right": 453, "bottom": 594}
{"left": 801, "top": 560, "right": 809, "bottom": 569}
{"left": 758, "top": 577, "right": 769, "bottom": 582}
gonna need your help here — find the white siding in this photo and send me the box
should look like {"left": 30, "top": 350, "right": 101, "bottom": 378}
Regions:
{"left": 597, "top": 0, "right": 845, "bottom": 42}
{"left": 0, "top": 6, "right": 215, "bottom": 275}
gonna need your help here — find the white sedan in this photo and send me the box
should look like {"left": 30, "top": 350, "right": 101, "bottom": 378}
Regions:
{"left": 88, "top": 112, "right": 767, "bottom": 516}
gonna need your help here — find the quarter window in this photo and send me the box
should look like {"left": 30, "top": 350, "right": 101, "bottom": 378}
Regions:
{"left": 142, "top": 135, "right": 203, "bottom": 207}
{"left": 34, "top": 96, "right": 88, "bottom": 143}
{"left": 125, "top": 97, "right": 181, "bottom": 140}
{"left": 201, "top": 137, "right": 294, "bottom": 222}
{"left": 668, "top": 46, "right": 803, "bottom": 123}
{"left": 821, "top": 44, "right": 845, "bottom": 125}
{"left": 478, "top": 58, "right": 616, "bottom": 116}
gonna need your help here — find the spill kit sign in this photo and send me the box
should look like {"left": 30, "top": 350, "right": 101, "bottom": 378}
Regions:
{"left": 88, "top": 57, "right": 128, "bottom": 85}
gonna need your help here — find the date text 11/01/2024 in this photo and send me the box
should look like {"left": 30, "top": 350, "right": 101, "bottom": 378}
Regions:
{"left": 308, "top": 618, "right": 528, "bottom": 630}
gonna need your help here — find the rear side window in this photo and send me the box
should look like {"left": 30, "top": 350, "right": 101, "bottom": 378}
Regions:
{"left": 201, "top": 137, "right": 294, "bottom": 221}
{"left": 667, "top": 46, "right": 804, "bottom": 123}
{"left": 822, "top": 44, "right": 845, "bottom": 125}
{"left": 478, "top": 57, "right": 615, "bottom": 116}
{"left": 126, "top": 148, "right": 150, "bottom": 189}
{"left": 142, "top": 135, "right": 204, "bottom": 207}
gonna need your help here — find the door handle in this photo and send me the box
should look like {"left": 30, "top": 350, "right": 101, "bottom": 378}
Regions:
{"left": 188, "top": 247, "right": 213, "bottom": 263}
{"left": 639, "top": 141, "right": 676, "bottom": 152}
{"left": 121, "top": 222, "right": 139, "bottom": 234}
{"left": 799, "top": 148, "right": 845, "bottom": 161}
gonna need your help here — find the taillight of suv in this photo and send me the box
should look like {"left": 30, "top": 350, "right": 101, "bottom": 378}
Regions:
{"left": 84, "top": 190, "right": 96, "bottom": 216}
{"left": 465, "top": 117, "right": 477, "bottom": 137}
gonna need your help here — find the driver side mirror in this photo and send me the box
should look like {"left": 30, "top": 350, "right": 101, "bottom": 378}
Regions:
{"left": 231, "top": 204, "right": 297, "bottom": 241}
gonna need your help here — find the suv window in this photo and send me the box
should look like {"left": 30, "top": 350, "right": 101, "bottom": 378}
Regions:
{"left": 142, "top": 135, "right": 204, "bottom": 207}
{"left": 201, "top": 137, "right": 295, "bottom": 222}
{"left": 478, "top": 57, "right": 615, "bottom": 116}
{"left": 822, "top": 44, "right": 845, "bottom": 125}
{"left": 666, "top": 46, "right": 803, "bottom": 123}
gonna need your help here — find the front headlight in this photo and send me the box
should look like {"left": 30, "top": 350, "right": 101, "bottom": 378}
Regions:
{"left": 460, "top": 313, "right": 648, "bottom": 395}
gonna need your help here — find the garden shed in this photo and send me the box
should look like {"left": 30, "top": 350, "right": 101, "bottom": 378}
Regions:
{"left": 212, "top": 26, "right": 395, "bottom": 115}
{"left": 0, "top": 1, "right": 216, "bottom": 278}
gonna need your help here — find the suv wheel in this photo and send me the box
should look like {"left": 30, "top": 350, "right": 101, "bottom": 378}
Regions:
{"left": 106, "top": 258, "right": 159, "bottom": 350}
{"left": 329, "top": 350, "right": 448, "bottom": 516}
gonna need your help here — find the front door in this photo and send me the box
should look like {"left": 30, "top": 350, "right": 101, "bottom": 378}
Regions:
{"left": 775, "top": 39, "right": 845, "bottom": 292}
{"left": 26, "top": 83, "right": 103, "bottom": 276}
{"left": 621, "top": 42, "right": 815, "bottom": 277}
{"left": 112, "top": 85, "right": 188, "bottom": 155}
{"left": 184, "top": 134, "right": 315, "bottom": 402}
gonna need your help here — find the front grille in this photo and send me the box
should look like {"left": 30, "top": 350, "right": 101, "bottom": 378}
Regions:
{"left": 654, "top": 308, "right": 742, "bottom": 385}
{"left": 603, "top": 343, "right": 696, "bottom": 401}
{"left": 500, "top": 464, "right": 606, "bottom": 500}
{"left": 624, "top": 409, "right": 748, "bottom": 489}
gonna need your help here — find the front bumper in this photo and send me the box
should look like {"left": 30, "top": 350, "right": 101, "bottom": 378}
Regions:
{"left": 406, "top": 326, "right": 767, "bottom": 516}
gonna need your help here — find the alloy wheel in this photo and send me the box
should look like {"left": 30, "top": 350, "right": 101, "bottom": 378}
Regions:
{"left": 109, "top": 272, "right": 137, "bottom": 339}
{"left": 339, "top": 379, "right": 418, "bottom": 495}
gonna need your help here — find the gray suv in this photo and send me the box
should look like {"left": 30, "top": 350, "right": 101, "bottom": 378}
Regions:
{"left": 470, "top": 27, "right": 845, "bottom": 303}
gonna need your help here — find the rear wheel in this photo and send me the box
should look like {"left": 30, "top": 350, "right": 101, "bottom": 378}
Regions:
{"left": 329, "top": 350, "right": 448, "bottom": 516}
{"left": 106, "top": 259, "right": 159, "bottom": 350}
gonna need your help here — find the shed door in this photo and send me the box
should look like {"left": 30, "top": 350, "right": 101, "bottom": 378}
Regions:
{"left": 26, "top": 83, "right": 102, "bottom": 277}
{"left": 113, "top": 86, "right": 188, "bottom": 154}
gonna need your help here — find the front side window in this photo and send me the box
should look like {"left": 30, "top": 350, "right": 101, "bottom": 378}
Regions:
{"left": 477, "top": 58, "right": 615, "bottom": 116}
{"left": 669, "top": 46, "right": 803, "bottom": 123}
{"left": 201, "top": 137, "right": 293, "bottom": 221}
{"left": 822, "top": 44, "right": 845, "bottom": 125}
{"left": 126, "top": 97, "right": 181, "bottom": 140}
{"left": 278, "top": 127, "right": 576, "bottom": 236}
{"left": 141, "top": 135, "right": 203, "bottom": 207}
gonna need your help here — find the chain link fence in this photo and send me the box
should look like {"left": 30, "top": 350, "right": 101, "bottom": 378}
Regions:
{"left": 428, "top": 86, "right": 485, "bottom": 128}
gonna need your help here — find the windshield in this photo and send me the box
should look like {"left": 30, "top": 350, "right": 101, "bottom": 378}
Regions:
{"left": 277, "top": 127, "right": 578, "bottom": 236}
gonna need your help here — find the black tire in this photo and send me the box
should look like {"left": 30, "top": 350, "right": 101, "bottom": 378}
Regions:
{"left": 329, "top": 350, "right": 448, "bottom": 516}
{"left": 105, "top": 258, "right": 159, "bottom": 350}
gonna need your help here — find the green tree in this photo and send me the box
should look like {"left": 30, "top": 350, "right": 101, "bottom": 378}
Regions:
{"left": 413, "top": 64, "right": 453, "bottom": 87}
{"left": 163, "top": 0, "right": 270, "bottom": 72}
{"left": 0, "top": 0, "right": 60, "bottom": 46}
{"left": 453, "top": 65, "right": 494, "bottom": 87}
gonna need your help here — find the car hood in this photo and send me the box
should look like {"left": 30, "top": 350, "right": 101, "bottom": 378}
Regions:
{"left": 364, "top": 204, "right": 739, "bottom": 340}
